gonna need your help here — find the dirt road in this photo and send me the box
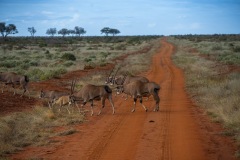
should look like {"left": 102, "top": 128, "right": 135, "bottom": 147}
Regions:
{"left": 11, "top": 38, "right": 237, "bottom": 160}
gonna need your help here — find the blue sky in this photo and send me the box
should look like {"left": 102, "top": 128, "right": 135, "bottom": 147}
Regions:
{"left": 0, "top": 0, "right": 239, "bottom": 36}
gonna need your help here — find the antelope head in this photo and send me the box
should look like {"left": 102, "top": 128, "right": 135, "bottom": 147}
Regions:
{"left": 105, "top": 68, "right": 114, "bottom": 84}
{"left": 116, "top": 74, "right": 127, "bottom": 94}
{"left": 111, "top": 66, "right": 120, "bottom": 85}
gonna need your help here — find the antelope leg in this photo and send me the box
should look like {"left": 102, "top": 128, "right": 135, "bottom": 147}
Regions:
{"left": 48, "top": 101, "right": 52, "bottom": 109}
{"left": 90, "top": 100, "right": 94, "bottom": 116}
{"left": 12, "top": 85, "right": 16, "bottom": 95}
{"left": 58, "top": 105, "right": 61, "bottom": 112}
{"left": 140, "top": 97, "right": 148, "bottom": 112}
{"left": 75, "top": 103, "right": 81, "bottom": 113}
{"left": 131, "top": 98, "right": 137, "bottom": 112}
{"left": 109, "top": 96, "right": 115, "bottom": 115}
{"left": 66, "top": 104, "right": 71, "bottom": 114}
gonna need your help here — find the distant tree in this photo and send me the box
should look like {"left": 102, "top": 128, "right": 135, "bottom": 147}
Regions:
{"left": 28, "top": 27, "right": 36, "bottom": 37}
{"left": 58, "top": 28, "right": 69, "bottom": 37}
{"left": 109, "top": 28, "right": 120, "bottom": 36}
{"left": 68, "top": 29, "right": 76, "bottom": 36}
{"left": 101, "top": 27, "right": 111, "bottom": 36}
{"left": 0, "top": 22, "right": 18, "bottom": 38}
{"left": 74, "top": 26, "right": 86, "bottom": 36}
{"left": 46, "top": 28, "right": 57, "bottom": 36}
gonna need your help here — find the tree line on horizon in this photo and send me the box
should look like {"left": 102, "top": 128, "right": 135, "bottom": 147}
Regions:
{"left": 0, "top": 22, "right": 121, "bottom": 38}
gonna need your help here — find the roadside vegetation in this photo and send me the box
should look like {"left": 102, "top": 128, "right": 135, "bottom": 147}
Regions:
{"left": 0, "top": 36, "right": 159, "bottom": 81}
{"left": 0, "top": 106, "right": 84, "bottom": 156}
{"left": 169, "top": 35, "right": 240, "bottom": 157}
{"left": 0, "top": 36, "right": 161, "bottom": 158}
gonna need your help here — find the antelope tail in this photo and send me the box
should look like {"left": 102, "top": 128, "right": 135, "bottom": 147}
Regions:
{"left": 154, "top": 87, "right": 160, "bottom": 93}
{"left": 24, "top": 75, "right": 29, "bottom": 82}
{"left": 104, "top": 85, "right": 112, "bottom": 93}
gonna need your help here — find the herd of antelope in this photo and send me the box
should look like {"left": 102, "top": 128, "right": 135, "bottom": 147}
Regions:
{"left": 0, "top": 67, "right": 160, "bottom": 115}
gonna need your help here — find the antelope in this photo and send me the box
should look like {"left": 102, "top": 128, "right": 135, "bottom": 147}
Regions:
{"left": 52, "top": 95, "right": 79, "bottom": 114}
{"left": 39, "top": 89, "right": 69, "bottom": 109}
{"left": 0, "top": 72, "right": 30, "bottom": 98}
{"left": 113, "top": 74, "right": 150, "bottom": 100}
{"left": 116, "top": 75, "right": 160, "bottom": 112}
{"left": 70, "top": 80, "right": 115, "bottom": 116}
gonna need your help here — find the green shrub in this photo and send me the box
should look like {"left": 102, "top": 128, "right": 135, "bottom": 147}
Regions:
{"left": 29, "top": 61, "right": 39, "bottom": 66}
{"left": 61, "top": 53, "right": 76, "bottom": 61}
{"left": 84, "top": 58, "right": 92, "bottom": 63}
{"left": 27, "top": 68, "right": 44, "bottom": 81}
{"left": 20, "top": 63, "right": 30, "bottom": 70}
{"left": 0, "top": 61, "right": 20, "bottom": 68}
{"left": 63, "top": 61, "right": 74, "bottom": 67}
{"left": 39, "top": 43, "right": 47, "bottom": 48}
{"left": 40, "top": 68, "right": 67, "bottom": 80}
{"left": 233, "top": 46, "right": 240, "bottom": 52}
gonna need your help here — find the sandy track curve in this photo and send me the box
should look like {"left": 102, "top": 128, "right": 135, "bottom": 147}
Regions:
{"left": 11, "top": 38, "right": 237, "bottom": 160}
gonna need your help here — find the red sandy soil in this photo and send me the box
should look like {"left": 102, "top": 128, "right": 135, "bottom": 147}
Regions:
{"left": 6, "top": 38, "right": 238, "bottom": 159}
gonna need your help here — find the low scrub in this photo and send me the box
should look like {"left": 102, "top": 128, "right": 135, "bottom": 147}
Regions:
{"left": 61, "top": 53, "right": 76, "bottom": 61}
{"left": 0, "top": 106, "right": 84, "bottom": 157}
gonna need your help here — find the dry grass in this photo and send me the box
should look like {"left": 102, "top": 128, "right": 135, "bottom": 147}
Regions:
{"left": 0, "top": 106, "right": 84, "bottom": 157}
{"left": 169, "top": 36, "right": 240, "bottom": 157}
{"left": 0, "top": 36, "right": 159, "bottom": 81}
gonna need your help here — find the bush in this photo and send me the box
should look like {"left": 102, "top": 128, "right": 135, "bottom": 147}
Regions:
{"left": 40, "top": 68, "right": 67, "bottom": 80}
{"left": 63, "top": 61, "right": 74, "bottom": 67}
{"left": 27, "top": 68, "right": 44, "bottom": 81}
{"left": 233, "top": 46, "right": 240, "bottom": 52}
{"left": 61, "top": 53, "right": 76, "bottom": 61}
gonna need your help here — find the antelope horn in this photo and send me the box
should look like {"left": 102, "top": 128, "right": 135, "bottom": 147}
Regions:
{"left": 107, "top": 67, "right": 114, "bottom": 78}
{"left": 73, "top": 79, "right": 76, "bottom": 93}
{"left": 112, "top": 66, "right": 121, "bottom": 85}
{"left": 121, "top": 74, "right": 128, "bottom": 85}
{"left": 71, "top": 79, "right": 76, "bottom": 94}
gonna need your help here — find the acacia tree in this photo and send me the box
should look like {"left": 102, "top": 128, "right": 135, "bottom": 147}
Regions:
{"left": 58, "top": 28, "right": 69, "bottom": 37}
{"left": 101, "top": 27, "right": 111, "bottom": 36}
{"left": 74, "top": 26, "right": 86, "bottom": 36}
{"left": 28, "top": 27, "right": 36, "bottom": 37}
{"left": 46, "top": 28, "right": 57, "bottom": 36}
{"left": 68, "top": 29, "right": 75, "bottom": 36}
{"left": 0, "top": 22, "right": 18, "bottom": 38}
{"left": 109, "top": 28, "right": 120, "bottom": 36}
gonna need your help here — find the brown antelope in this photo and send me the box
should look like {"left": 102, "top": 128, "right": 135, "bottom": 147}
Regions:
{"left": 113, "top": 74, "right": 150, "bottom": 100}
{"left": 70, "top": 80, "right": 115, "bottom": 116}
{"left": 39, "top": 89, "right": 69, "bottom": 109}
{"left": 116, "top": 76, "right": 160, "bottom": 112}
{"left": 0, "top": 72, "right": 30, "bottom": 98}
{"left": 52, "top": 95, "right": 79, "bottom": 114}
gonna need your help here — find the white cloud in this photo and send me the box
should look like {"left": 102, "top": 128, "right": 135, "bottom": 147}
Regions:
{"left": 41, "top": 11, "right": 54, "bottom": 15}
{"left": 172, "top": 22, "right": 201, "bottom": 30}
{"left": 190, "top": 22, "right": 201, "bottom": 29}
{"left": 148, "top": 23, "right": 157, "bottom": 28}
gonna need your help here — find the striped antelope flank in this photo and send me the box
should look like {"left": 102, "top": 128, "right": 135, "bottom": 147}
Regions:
{"left": 70, "top": 80, "right": 115, "bottom": 116}
{"left": 39, "top": 89, "right": 69, "bottom": 109}
{"left": 0, "top": 72, "right": 30, "bottom": 98}
{"left": 116, "top": 76, "right": 160, "bottom": 112}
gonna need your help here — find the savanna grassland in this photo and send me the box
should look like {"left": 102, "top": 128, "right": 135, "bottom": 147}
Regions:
{"left": 0, "top": 36, "right": 162, "bottom": 157}
{"left": 169, "top": 34, "right": 240, "bottom": 157}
